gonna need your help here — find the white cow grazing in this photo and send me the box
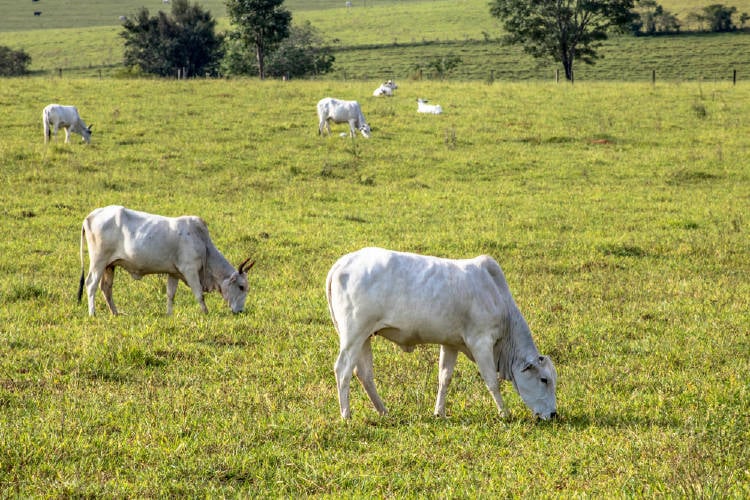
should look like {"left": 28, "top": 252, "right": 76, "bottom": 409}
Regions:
{"left": 317, "top": 97, "right": 371, "bottom": 138}
{"left": 416, "top": 98, "right": 443, "bottom": 114}
{"left": 326, "top": 247, "right": 557, "bottom": 420}
{"left": 78, "top": 205, "right": 254, "bottom": 316}
{"left": 372, "top": 80, "right": 398, "bottom": 97}
{"left": 43, "top": 104, "right": 93, "bottom": 144}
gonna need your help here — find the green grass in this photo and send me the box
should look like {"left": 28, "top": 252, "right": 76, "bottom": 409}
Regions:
{"left": 0, "top": 77, "right": 748, "bottom": 495}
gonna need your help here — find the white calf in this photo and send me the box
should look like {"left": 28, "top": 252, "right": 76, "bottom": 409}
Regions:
{"left": 417, "top": 98, "right": 443, "bottom": 114}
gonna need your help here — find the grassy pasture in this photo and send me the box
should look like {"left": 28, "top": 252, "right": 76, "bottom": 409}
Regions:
{"left": 1, "top": 77, "right": 748, "bottom": 496}
{"left": 2, "top": 0, "right": 750, "bottom": 81}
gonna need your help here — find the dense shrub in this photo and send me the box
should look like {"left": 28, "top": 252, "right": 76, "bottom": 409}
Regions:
{"left": 0, "top": 45, "right": 31, "bottom": 76}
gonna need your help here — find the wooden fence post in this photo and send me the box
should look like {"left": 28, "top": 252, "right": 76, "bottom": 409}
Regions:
{"left": 652, "top": 69, "right": 656, "bottom": 85}
{"left": 733, "top": 69, "right": 737, "bottom": 85}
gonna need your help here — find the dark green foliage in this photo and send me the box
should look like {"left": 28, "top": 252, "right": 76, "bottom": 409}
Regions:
{"left": 225, "top": 0, "right": 292, "bottom": 79}
{"left": 703, "top": 3, "right": 738, "bottom": 31}
{"left": 631, "top": 0, "right": 681, "bottom": 34}
{"left": 0, "top": 45, "right": 32, "bottom": 76}
{"left": 489, "top": 0, "right": 636, "bottom": 81}
{"left": 120, "top": 0, "right": 223, "bottom": 77}
{"left": 265, "top": 21, "right": 335, "bottom": 78}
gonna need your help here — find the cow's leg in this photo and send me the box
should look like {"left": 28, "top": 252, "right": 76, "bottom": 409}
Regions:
{"left": 166, "top": 275, "right": 179, "bottom": 315}
{"left": 348, "top": 120, "right": 357, "bottom": 137}
{"left": 182, "top": 270, "right": 208, "bottom": 313}
{"left": 63, "top": 127, "right": 71, "bottom": 144}
{"left": 99, "top": 265, "right": 118, "bottom": 315}
{"left": 434, "top": 345, "right": 459, "bottom": 417}
{"left": 468, "top": 339, "right": 509, "bottom": 418}
{"left": 354, "top": 336, "right": 387, "bottom": 416}
{"left": 84, "top": 265, "right": 105, "bottom": 316}
{"left": 334, "top": 330, "right": 370, "bottom": 419}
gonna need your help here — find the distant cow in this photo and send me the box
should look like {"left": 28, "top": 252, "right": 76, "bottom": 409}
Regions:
{"left": 373, "top": 80, "right": 397, "bottom": 97}
{"left": 78, "top": 205, "right": 254, "bottom": 316}
{"left": 326, "top": 247, "right": 558, "bottom": 420}
{"left": 417, "top": 98, "right": 443, "bottom": 114}
{"left": 317, "top": 97, "right": 371, "bottom": 138}
{"left": 34, "top": 11, "right": 41, "bottom": 16}
{"left": 43, "top": 104, "right": 93, "bottom": 144}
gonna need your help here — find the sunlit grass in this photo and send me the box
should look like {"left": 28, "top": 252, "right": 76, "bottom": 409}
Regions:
{"left": 0, "top": 77, "right": 748, "bottom": 495}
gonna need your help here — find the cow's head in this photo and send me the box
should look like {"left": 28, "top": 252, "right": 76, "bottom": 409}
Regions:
{"left": 221, "top": 257, "right": 254, "bottom": 313}
{"left": 512, "top": 355, "right": 557, "bottom": 420}
{"left": 81, "top": 124, "right": 93, "bottom": 144}
{"left": 359, "top": 123, "right": 371, "bottom": 138}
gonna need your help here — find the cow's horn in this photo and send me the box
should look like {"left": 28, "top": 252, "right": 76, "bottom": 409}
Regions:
{"left": 238, "top": 257, "right": 255, "bottom": 273}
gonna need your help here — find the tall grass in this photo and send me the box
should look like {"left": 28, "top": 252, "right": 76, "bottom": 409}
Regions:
{"left": 0, "top": 77, "right": 748, "bottom": 495}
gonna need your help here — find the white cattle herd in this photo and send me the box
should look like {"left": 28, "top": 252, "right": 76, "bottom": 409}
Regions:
{"left": 42, "top": 81, "right": 443, "bottom": 145}
{"left": 47, "top": 81, "right": 557, "bottom": 421}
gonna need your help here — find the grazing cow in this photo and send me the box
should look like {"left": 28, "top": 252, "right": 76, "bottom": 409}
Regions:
{"left": 317, "top": 97, "right": 371, "bottom": 138}
{"left": 43, "top": 104, "right": 93, "bottom": 144}
{"left": 417, "top": 98, "right": 443, "bottom": 114}
{"left": 34, "top": 11, "right": 42, "bottom": 16}
{"left": 326, "top": 247, "right": 557, "bottom": 420}
{"left": 372, "top": 80, "right": 398, "bottom": 97}
{"left": 78, "top": 205, "right": 254, "bottom": 316}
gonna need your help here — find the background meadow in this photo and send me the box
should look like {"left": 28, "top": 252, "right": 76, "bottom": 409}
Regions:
{"left": 1, "top": 76, "right": 748, "bottom": 495}
{"left": 2, "top": 0, "right": 750, "bottom": 80}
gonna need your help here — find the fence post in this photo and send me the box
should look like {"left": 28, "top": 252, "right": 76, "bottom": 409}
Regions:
{"left": 57, "top": 68, "right": 62, "bottom": 78}
{"left": 555, "top": 68, "right": 559, "bottom": 83}
{"left": 652, "top": 69, "right": 656, "bottom": 85}
{"left": 733, "top": 69, "right": 737, "bottom": 85}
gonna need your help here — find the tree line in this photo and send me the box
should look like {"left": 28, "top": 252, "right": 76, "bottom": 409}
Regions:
{"left": 1, "top": 0, "right": 747, "bottom": 79}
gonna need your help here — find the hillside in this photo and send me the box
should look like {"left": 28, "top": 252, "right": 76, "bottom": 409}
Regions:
{"left": 1, "top": 0, "right": 750, "bottom": 81}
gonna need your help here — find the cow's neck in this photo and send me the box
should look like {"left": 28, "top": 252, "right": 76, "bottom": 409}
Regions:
{"left": 203, "top": 245, "right": 235, "bottom": 292}
{"left": 496, "top": 307, "right": 539, "bottom": 381}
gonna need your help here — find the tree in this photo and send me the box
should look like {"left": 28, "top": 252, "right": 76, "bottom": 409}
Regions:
{"left": 703, "top": 4, "right": 737, "bottom": 32}
{"left": 264, "top": 21, "right": 335, "bottom": 78}
{"left": 632, "top": 0, "right": 680, "bottom": 35}
{"left": 121, "top": 0, "right": 223, "bottom": 77}
{"left": 489, "top": 0, "right": 635, "bottom": 81}
{"left": 225, "top": 0, "right": 292, "bottom": 79}
{"left": 0, "top": 46, "right": 32, "bottom": 76}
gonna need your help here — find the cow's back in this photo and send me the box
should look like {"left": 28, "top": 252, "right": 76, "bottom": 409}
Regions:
{"left": 328, "top": 248, "right": 510, "bottom": 342}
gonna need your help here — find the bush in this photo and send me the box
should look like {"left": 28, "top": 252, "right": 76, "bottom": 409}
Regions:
{"left": 120, "top": 0, "right": 223, "bottom": 77}
{"left": 0, "top": 46, "right": 32, "bottom": 76}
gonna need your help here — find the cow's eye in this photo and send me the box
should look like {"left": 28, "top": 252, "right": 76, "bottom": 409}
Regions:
{"left": 239, "top": 286, "right": 245, "bottom": 291}
{"left": 540, "top": 378, "right": 548, "bottom": 385}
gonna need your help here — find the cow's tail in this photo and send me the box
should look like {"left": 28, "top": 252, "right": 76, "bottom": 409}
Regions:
{"left": 77, "top": 224, "right": 86, "bottom": 303}
{"left": 325, "top": 264, "right": 341, "bottom": 336}
{"left": 43, "top": 107, "right": 50, "bottom": 143}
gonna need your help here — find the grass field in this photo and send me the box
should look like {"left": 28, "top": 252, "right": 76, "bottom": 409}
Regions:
{"left": 0, "top": 77, "right": 748, "bottom": 495}
{"left": 2, "top": 0, "right": 750, "bottom": 80}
